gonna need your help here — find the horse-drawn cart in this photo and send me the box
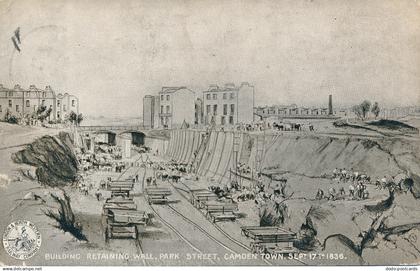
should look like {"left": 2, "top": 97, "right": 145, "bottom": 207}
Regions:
{"left": 145, "top": 187, "right": 172, "bottom": 204}
{"left": 241, "top": 226, "right": 297, "bottom": 254}
{"left": 104, "top": 209, "right": 148, "bottom": 240}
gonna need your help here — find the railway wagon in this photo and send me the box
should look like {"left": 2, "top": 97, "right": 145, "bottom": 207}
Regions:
{"left": 110, "top": 187, "right": 132, "bottom": 198}
{"left": 204, "top": 202, "right": 238, "bottom": 222}
{"left": 145, "top": 187, "right": 172, "bottom": 204}
{"left": 107, "top": 181, "right": 134, "bottom": 190}
{"left": 241, "top": 226, "right": 297, "bottom": 254}
{"left": 104, "top": 209, "right": 148, "bottom": 240}
{"left": 191, "top": 191, "right": 219, "bottom": 207}
{"left": 102, "top": 197, "right": 137, "bottom": 214}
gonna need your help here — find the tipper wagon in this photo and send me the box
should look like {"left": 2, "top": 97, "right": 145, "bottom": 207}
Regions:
{"left": 241, "top": 226, "right": 297, "bottom": 254}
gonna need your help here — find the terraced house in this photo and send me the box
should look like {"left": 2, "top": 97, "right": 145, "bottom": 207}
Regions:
{"left": 0, "top": 84, "right": 79, "bottom": 122}
{"left": 202, "top": 82, "right": 255, "bottom": 126}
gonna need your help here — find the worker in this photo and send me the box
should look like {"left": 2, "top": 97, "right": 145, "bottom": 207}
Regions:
{"left": 349, "top": 184, "right": 355, "bottom": 198}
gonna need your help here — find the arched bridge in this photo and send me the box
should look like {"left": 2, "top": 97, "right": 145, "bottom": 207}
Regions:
{"left": 76, "top": 125, "right": 169, "bottom": 146}
{"left": 77, "top": 125, "right": 147, "bottom": 133}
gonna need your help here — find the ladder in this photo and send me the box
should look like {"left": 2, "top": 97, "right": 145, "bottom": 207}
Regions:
{"left": 193, "top": 123, "right": 215, "bottom": 174}
{"left": 232, "top": 132, "right": 241, "bottom": 184}
{"left": 255, "top": 130, "right": 266, "bottom": 174}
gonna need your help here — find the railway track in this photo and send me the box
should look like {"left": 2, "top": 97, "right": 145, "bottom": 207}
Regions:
{"left": 147, "top": 203, "right": 215, "bottom": 264}
{"left": 128, "top": 153, "right": 305, "bottom": 266}
{"left": 168, "top": 181, "right": 273, "bottom": 265}
{"left": 107, "top": 153, "right": 147, "bottom": 265}
{"left": 166, "top": 204, "right": 238, "bottom": 255}
{"left": 170, "top": 181, "right": 307, "bottom": 266}
{"left": 141, "top": 165, "right": 216, "bottom": 264}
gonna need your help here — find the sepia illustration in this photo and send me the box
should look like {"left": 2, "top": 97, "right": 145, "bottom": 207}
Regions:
{"left": 0, "top": 0, "right": 419, "bottom": 268}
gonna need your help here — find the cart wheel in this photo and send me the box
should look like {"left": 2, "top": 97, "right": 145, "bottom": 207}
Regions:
{"left": 107, "top": 225, "right": 112, "bottom": 240}
{"left": 133, "top": 227, "right": 138, "bottom": 239}
{"left": 104, "top": 226, "right": 109, "bottom": 242}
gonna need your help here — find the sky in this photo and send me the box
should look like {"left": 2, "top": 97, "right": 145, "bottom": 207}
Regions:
{"left": 0, "top": 0, "right": 419, "bottom": 118}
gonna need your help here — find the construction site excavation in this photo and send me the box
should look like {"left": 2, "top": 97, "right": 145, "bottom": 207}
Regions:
{"left": 1, "top": 109, "right": 420, "bottom": 266}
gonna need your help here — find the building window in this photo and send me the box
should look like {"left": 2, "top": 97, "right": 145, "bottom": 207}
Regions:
{"left": 42, "top": 92, "right": 46, "bottom": 98}
{"left": 57, "top": 112, "right": 60, "bottom": 119}
{"left": 229, "top": 116, "right": 234, "bottom": 124}
{"left": 57, "top": 100, "right": 61, "bottom": 106}
{"left": 26, "top": 91, "right": 30, "bottom": 95}
{"left": 160, "top": 95, "right": 164, "bottom": 101}
{"left": 0, "top": 105, "right": 2, "bottom": 112}
{"left": 206, "top": 94, "right": 211, "bottom": 100}
{"left": 223, "top": 104, "right": 227, "bottom": 115}
{"left": 206, "top": 105, "right": 211, "bottom": 115}
{"left": 16, "top": 105, "right": 19, "bottom": 112}
{"left": 221, "top": 116, "right": 225, "bottom": 125}
{"left": 230, "top": 92, "right": 235, "bottom": 99}
{"left": 230, "top": 104, "right": 235, "bottom": 115}
{"left": 212, "top": 94, "right": 217, "bottom": 100}
{"left": 166, "top": 95, "right": 170, "bottom": 101}
{"left": 8, "top": 91, "right": 13, "bottom": 97}
{"left": 72, "top": 100, "right": 75, "bottom": 107}
{"left": 213, "top": 104, "right": 217, "bottom": 115}
{"left": 166, "top": 105, "right": 170, "bottom": 114}
{"left": 161, "top": 105, "right": 164, "bottom": 114}
{"left": 223, "top": 93, "right": 227, "bottom": 100}
{"left": 42, "top": 100, "right": 45, "bottom": 106}
{"left": 63, "top": 105, "right": 66, "bottom": 111}
{"left": 8, "top": 100, "right": 12, "bottom": 107}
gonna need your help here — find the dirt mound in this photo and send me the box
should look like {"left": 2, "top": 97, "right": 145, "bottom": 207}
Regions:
{"left": 368, "top": 119, "right": 418, "bottom": 133}
{"left": 11, "top": 132, "right": 79, "bottom": 186}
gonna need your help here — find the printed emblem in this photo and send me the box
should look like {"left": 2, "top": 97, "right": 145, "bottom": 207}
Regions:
{"left": 2, "top": 220, "right": 42, "bottom": 260}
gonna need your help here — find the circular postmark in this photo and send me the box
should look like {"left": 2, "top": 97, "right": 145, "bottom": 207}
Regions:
{"left": 2, "top": 220, "right": 42, "bottom": 260}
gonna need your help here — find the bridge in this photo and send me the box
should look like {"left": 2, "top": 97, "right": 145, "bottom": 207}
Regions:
{"left": 76, "top": 125, "right": 147, "bottom": 132}
{"left": 76, "top": 125, "right": 170, "bottom": 146}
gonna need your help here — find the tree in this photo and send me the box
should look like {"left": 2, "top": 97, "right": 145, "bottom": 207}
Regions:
{"left": 66, "top": 111, "right": 83, "bottom": 126}
{"left": 360, "top": 100, "right": 371, "bottom": 119}
{"left": 371, "top": 102, "right": 380, "bottom": 119}
{"left": 66, "top": 111, "right": 78, "bottom": 125}
{"left": 76, "top": 113, "right": 83, "bottom": 126}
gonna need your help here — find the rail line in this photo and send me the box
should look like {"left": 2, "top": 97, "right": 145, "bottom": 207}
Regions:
{"left": 170, "top": 181, "right": 307, "bottom": 266}
{"left": 166, "top": 204, "right": 237, "bottom": 254}
{"left": 127, "top": 153, "right": 305, "bottom": 266}
{"left": 168, "top": 181, "right": 273, "bottom": 265}
{"left": 141, "top": 165, "right": 216, "bottom": 265}
{"left": 109, "top": 153, "right": 147, "bottom": 265}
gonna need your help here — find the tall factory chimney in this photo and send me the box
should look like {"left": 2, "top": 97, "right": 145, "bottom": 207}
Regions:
{"left": 328, "top": 94, "right": 333, "bottom": 115}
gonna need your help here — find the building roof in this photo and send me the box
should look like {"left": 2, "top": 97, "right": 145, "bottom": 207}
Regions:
{"left": 204, "top": 82, "right": 253, "bottom": 93}
{"left": 159, "top": 86, "right": 193, "bottom": 94}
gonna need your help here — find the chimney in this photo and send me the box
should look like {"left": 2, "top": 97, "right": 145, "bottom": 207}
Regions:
{"left": 328, "top": 94, "right": 333, "bottom": 115}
